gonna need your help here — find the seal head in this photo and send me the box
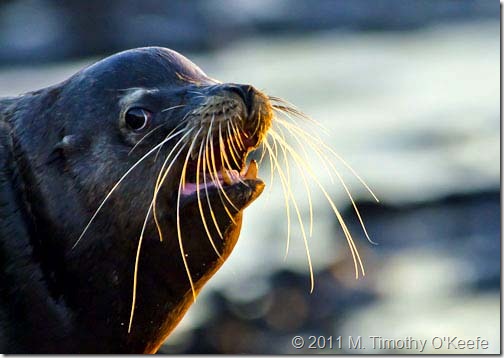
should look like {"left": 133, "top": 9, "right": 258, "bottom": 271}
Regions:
{"left": 0, "top": 47, "right": 272, "bottom": 353}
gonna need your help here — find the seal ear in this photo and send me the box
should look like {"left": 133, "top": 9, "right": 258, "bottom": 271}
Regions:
{"left": 46, "top": 135, "right": 88, "bottom": 165}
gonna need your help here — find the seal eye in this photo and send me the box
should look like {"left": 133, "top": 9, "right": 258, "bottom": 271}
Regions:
{"left": 125, "top": 108, "right": 152, "bottom": 131}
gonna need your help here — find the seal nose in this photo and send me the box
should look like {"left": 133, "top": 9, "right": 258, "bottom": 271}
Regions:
{"left": 222, "top": 84, "right": 256, "bottom": 117}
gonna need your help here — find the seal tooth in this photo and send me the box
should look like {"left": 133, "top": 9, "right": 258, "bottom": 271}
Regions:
{"left": 229, "top": 170, "right": 240, "bottom": 183}
{"left": 244, "top": 160, "right": 258, "bottom": 179}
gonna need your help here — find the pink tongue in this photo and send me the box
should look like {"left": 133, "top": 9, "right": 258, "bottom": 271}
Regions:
{"left": 181, "top": 183, "right": 199, "bottom": 195}
{"left": 181, "top": 169, "right": 243, "bottom": 195}
{"left": 181, "top": 181, "right": 219, "bottom": 195}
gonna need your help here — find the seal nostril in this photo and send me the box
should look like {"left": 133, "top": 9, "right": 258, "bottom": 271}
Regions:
{"left": 222, "top": 84, "right": 255, "bottom": 117}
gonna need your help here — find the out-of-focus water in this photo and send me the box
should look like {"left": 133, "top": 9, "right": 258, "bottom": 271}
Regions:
{"left": 0, "top": 21, "right": 499, "bottom": 354}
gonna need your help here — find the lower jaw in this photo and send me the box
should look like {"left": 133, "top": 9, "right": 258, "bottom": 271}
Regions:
{"left": 178, "top": 178, "right": 265, "bottom": 212}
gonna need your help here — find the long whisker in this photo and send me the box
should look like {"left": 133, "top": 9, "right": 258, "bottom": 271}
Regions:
{"left": 128, "top": 130, "right": 193, "bottom": 332}
{"left": 202, "top": 147, "right": 225, "bottom": 238}
{"left": 274, "top": 128, "right": 294, "bottom": 258}
{"left": 128, "top": 124, "right": 163, "bottom": 156}
{"left": 257, "top": 141, "right": 267, "bottom": 166}
{"left": 176, "top": 127, "right": 204, "bottom": 301}
{"left": 270, "top": 126, "right": 312, "bottom": 257}
{"left": 217, "top": 124, "right": 245, "bottom": 221}
{"left": 266, "top": 132, "right": 290, "bottom": 252}
{"left": 226, "top": 121, "right": 242, "bottom": 168}
{"left": 269, "top": 129, "right": 280, "bottom": 194}
{"left": 251, "top": 111, "right": 262, "bottom": 138}
{"left": 219, "top": 123, "right": 244, "bottom": 184}
{"left": 161, "top": 104, "right": 186, "bottom": 113}
{"left": 127, "top": 197, "right": 152, "bottom": 333}
{"left": 152, "top": 129, "right": 196, "bottom": 242}
{"left": 196, "top": 138, "right": 223, "bottom": 257}
{"left": 263, "top": 139, "right": 314, "bottom": 292}
{"left": 229, "top": 117, "right": 246, "bottom": 149}
{"left": 271, "top": 126, "right": 314, "bottom": 237}
{"left": 272, "top": 120, "right": 327, "bottom": 228}
{"left": 203, "top": 116, "right": 228, "bottom": 235}
{"left": 207, "top": 116, "right": 240, "bottom": 213}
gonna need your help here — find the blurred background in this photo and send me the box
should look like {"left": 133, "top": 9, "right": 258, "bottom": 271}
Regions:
{"left": 0, "top": 0, "right": 499, "bottom": 354}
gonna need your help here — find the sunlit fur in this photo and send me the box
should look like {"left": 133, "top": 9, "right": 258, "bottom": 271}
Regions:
{"left": 74, "top": 93, "right": 379, "bottom": 334}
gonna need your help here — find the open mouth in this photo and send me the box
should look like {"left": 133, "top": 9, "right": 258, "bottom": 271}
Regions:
{"left": 181, "top": 135, "right": 262, "bottom": 197}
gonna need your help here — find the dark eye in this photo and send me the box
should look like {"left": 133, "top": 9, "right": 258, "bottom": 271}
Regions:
{"left": 124, "top": 108, "right": 152, "bottom": 131}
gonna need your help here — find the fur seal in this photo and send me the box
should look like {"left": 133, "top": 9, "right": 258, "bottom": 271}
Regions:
{"left": 0, "top": 47, "right": 272, "bottom": 353}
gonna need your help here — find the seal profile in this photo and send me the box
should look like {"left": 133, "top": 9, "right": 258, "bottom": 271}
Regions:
{"left": 0, "top": 47, "right": 272, "bottom": 353}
